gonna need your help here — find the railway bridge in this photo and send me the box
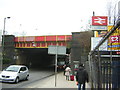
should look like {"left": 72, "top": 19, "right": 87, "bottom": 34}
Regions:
{"left": 14, "top": 35, "right": 72, "bottom": 48}
{"left": 7, "top": 35, "right": 72, "bottom": 68}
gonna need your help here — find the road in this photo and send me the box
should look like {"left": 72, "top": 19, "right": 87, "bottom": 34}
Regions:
{"left": 1, "top": 67, "right": 55, "bottom": 89}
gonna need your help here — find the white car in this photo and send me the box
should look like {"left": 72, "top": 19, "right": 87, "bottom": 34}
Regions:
{"left": 0, "top": 65, "right": 29, "bottom": 83}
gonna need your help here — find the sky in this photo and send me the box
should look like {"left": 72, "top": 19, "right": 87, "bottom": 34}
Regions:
{"left": 0, "top": 0, "right": 119, "bottom": 36}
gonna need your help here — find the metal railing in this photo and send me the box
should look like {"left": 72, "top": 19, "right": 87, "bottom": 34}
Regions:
{"left": 88, "top": 20, "right": 120, "bottom": 89}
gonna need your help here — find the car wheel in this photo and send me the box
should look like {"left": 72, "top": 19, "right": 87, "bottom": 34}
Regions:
{"left": 15, "top": 77, "right": 19, "bottom": 83}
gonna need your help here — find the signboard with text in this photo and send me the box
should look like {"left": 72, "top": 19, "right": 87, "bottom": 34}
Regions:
{"left": 91, "top": 26, "right": 107, "bottom": 30}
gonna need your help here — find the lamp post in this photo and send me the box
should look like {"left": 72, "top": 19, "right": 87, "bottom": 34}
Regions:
{"left": 3, "top": 17, "right": 10, "bottom": 46}
{"left": 2, "top": 17, "right": 11, "bottom": 63}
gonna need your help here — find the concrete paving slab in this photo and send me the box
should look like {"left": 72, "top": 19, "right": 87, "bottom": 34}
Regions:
{"left": 26, "top": 72, "right": 90, "bottom": 89}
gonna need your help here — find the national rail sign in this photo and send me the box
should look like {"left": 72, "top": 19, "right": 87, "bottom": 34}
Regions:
{"left": 92, "top": 16, "right": 108, "bottom": 26}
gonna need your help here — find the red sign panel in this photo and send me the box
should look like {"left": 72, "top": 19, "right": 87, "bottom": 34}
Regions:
{"left": 46, "top": 36, "right": 56, "bottom": 41}
{"left": 110, "top": 35, "right": 120, "bottom": 43}
{"left": 19, "top": 37, "right": 25, "bottom": 42}
{"left": 57, "top": 35, "right": 65, "bottom": 41}
{"left": 92, "top": 16, "right": 108, "bottom": 26}
{"left": 35, "top": 36, "right": 45, "bottom": 41}
{"left": 25, "top": 36, "right": 35, "bottom": 42}
{"left": 15, "top": 35, "right": 72, "bottom": 42}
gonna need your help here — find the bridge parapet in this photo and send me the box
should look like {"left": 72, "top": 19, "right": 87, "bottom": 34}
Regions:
{"left": 14, "top": 35, "right": 72, "bottom": 48}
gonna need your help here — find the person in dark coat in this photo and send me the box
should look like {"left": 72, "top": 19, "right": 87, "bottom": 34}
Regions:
{"left": 76, "top": 64, "right": 89, "bottom": 90}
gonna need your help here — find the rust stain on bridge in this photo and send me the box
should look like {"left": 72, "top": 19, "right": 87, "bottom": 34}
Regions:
{"left": 14, "top": 35, "right": 72, "bottom": 48}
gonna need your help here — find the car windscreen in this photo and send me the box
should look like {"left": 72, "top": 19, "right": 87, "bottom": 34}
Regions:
{"left": 5, "top": 66, "right": 19, "bottom": 72}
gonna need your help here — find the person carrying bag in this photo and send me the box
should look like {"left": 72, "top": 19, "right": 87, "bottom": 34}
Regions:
{"left": 65, "top": 66, "right": 71, "bottom": 81}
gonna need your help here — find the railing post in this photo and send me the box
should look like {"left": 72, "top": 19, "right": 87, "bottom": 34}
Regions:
{"left": 97, "top": 49, "right": 102, "bottom": 89}
{"left": 88, "top": 53, "right": 94, "bottom": 89}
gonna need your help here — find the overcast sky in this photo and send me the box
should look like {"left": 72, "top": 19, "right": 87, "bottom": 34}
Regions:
{"left": 0, "top": 0, "right": 119, "bottom": 36}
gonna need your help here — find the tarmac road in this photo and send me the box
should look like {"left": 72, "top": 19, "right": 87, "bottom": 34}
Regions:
{"left": 1, "top": 67, "right": 54, "bottom": 89}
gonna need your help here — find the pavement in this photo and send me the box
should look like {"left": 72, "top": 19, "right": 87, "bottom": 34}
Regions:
{"left": 27, "top": 71, "right": 91, "bottom": 89}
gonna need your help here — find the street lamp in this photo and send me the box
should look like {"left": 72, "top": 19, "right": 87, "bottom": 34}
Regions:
{"left": 3, "top": 17, "right": 11, "bottom": 36}
{"left": 2, "top": 17, "right": 11, "bottom": 65}
{"left": 2, "top": 17, "right": 11, "bottom": 46}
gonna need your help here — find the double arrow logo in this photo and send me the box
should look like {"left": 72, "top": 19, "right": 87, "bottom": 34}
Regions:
{"left": 92, "top": 16, "right": 107, "bottom": 26}
{"left": 94, "top": 17, "right": 106, "bottom": 25}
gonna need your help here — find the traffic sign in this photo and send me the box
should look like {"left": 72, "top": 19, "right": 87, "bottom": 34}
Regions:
{"left": 48, "top": 45, "right": 66, "bottom": 55}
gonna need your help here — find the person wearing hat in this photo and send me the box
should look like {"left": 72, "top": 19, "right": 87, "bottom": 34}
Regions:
{"left": 76, "top": 63, "right": 89, "bottom": 90}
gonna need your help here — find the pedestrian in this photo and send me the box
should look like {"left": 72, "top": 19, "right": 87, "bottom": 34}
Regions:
{"left": 63, "top": 65, "right": 67, "bottom": 75}
{"left": 76, "top": 63, "right": 89, "bottom": 90}
{"left": 65, "top": 66, "right": 71, "bottom": 81}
